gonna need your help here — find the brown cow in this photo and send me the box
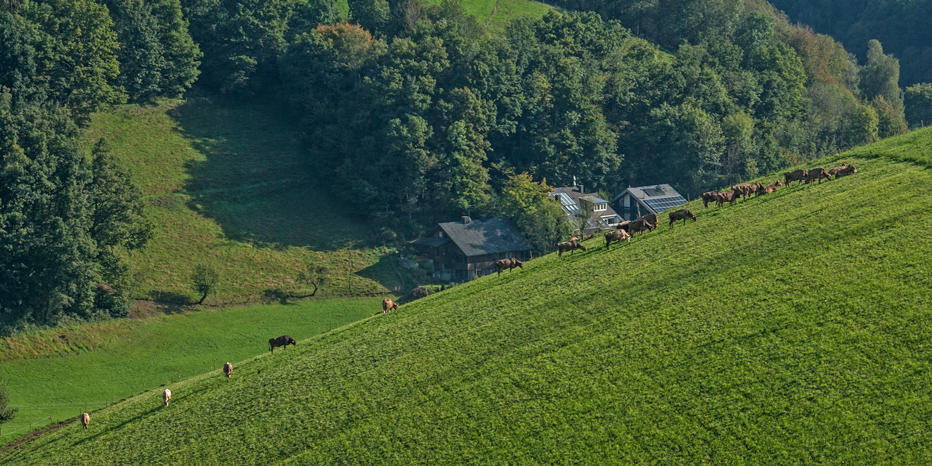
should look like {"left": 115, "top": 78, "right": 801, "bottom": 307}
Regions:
{"left": 223, "top": 362, "right": 233, "bottom": 379}
{"left": 557, "top": 240, "right": 586, "bottom": 258}
{"left": 701, "top": 191, "right": 718, "bottom": 208}
{"left": 628, "top": 218, "right": 654, "bottom": 236}
{"left": 749, "top": 182, "right": 764, "bottom": 197}
{"left": 834, "top": 164, "right": 858, "bottom": 178}
{"left": 717, "top": 190, "right": 739, "bottom": 206}
{"left": 759, "top": 180, "right": 783, "bottom": 195}
{"left": 806, "top": 168, "right": 831, "bottom": 184}
{"left": 381, "top": 298, "right": 398, "bottom": 315}
{"left": 668, "top": 209, "right": 697, "bottom": 227}
{"left": 784, "top": 169, "right": 808, "bottom": 186}
{"left": 828, "top": 164, "right": 848, "bottom": 177}
{"left": 731, "top": 184, "right": 752, "bottom": 200}
{"left": 269, "top": 335, "right": 297, "bottom": 354}
{"left": 495, "top": 257, "right": 523, "bottom": 276}
{"left": 81, "top": 412, "right": 90, "bottom": 429}
{"left": 639, "top": 213, "right": 659, "bottom": 230}
{"left": 604, "top": 229, "right": 631, "bottom": 249}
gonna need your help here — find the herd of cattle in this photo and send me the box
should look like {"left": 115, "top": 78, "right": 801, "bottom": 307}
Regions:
{"left": 702, "top": 163, "right": 857, "bottom": 208}
{"left": 556, "top": 162, "right": 859, "bottom": 257}
{"left": 73, "top": 163, "right": 859, "bottom": 431}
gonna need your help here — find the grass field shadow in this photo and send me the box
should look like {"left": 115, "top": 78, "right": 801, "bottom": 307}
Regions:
{"left": 166, "top": 96, "right": 369, "bottom": 251}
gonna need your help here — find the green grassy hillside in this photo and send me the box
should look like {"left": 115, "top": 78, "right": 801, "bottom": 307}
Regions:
{"left": 84, "top": 97, "right": 402, "bottom": 308}
{"left": 424, "top": 0, "right": 553, "bottom": 34}
{"left": 0, "top": 298, "right": 382, "bottom": 444}
{"left": 5, "top": 129, "right": 932, "bottom": 463}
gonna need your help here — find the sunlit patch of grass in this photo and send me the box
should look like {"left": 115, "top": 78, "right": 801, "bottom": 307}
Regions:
{"left": 0, "top": 298, "right": 381, "bottom": 443}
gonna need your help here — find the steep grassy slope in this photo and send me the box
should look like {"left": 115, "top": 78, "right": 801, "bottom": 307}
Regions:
{"left": 84, "top": 98, "right": 401, "bottom": 307}
{"left": 6, "top": 130, "right": 932, "bottom": 463}
{"left": 0, "top": 298, "right": 381, "bottom": 443}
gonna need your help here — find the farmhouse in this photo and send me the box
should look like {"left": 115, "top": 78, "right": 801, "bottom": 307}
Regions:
{"left": 409, "top": 217, "right": 532, "bottom": 282}
{"left": 551, "top": 185, "right": 623, "bottom": 233}
{"left": 611, "top": 184, "right": 688, "bottom": 221}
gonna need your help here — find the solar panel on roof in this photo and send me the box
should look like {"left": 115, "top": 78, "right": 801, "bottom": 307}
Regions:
{"left": 556, "top": 193, "right": 575, "bottom": 206}
{"left": 643, "top": 186, "right": 666, "bottom": 197}
{"left": 643, "top": 196, "right": 687, "bottom": 213}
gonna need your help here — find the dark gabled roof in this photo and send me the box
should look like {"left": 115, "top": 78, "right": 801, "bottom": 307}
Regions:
{"left": 612, "top": 184, "right": 688, "bottom": 214}
{"left": 409, "top": 237, "right": 450, "bottom": 248}
{"left": 437, "top": 218, "right": 531, "bottom": 257}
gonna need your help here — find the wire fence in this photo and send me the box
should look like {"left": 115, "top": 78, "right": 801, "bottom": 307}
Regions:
{"left": 0, "top": 401, "right": 105, "bottom": 441}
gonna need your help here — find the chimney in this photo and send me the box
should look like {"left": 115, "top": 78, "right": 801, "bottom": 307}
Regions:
{"left": 573, "top": 175, "right": 577, "bottom": 187}
{"left": 462, "top": 216, "right": 471, "bottom": 224}
{"left": 579, "top": 184, "right": 584, "bottom": 194}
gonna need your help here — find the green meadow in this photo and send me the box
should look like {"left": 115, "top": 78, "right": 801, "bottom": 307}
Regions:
{"left": 5, "top": 129, "right": 932, "bottom": 463}
{"left": 423, "top": 0, "right": 553, "bottom": 33}
{"left": 0, "top": 298, "right": 382, "bottom": 443}
{"left": 83, "top": 98, "right": 401, "bottom": 308}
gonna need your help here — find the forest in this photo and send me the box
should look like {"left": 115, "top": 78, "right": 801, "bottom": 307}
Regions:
{"left": 1, "top": 0, "right": 930, "bottom": 331}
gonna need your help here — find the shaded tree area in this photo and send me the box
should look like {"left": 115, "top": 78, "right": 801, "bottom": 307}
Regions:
{"left": 101, "top": 0, "right": 202, "bottom": 101}
{"left": 0, "top": 0, "right": 164, "bottom": 332}
{"left": 0, "top": 94, "right": 151, "bottom": 332}
{"left": 765, "top": 0, "right": 932, "bottom": 88}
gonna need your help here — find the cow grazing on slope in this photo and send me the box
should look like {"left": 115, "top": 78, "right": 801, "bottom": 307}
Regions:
{"left": 806, "top": 168, "right": 831, "bottom": 184}
{"left": 759, "top": 180, "right": 783, "bottom": 195}
{"left": 639, "top": 213, "right": 659, "bottom": 230}
{"left": 749, "top": 182, "right": 765, "bottom": 197}
{"left": 495, "top": 257, "right": 523, "bottom": 276}
{"left": 628, "top": 218, "right": 654, "bottom": 236}
{"left": 557, "top": 240, "right": 586, "bottom": 258}
{"left": 81, "top": 413, "right": 89, "bottom": 429}
{"left": 784, "top": 169, "right": 808, "bottom": 186}
{"left": 381, "top": 298, "right": 398, "bottom": 315}
{"left": 163, "top": 389, "right": 171, "bottom": 407}
{"left": 269, "top": 335, "right": 297, "bottom": 354}
{"left": 668, "top": 209, "right": 697, "bottom": 227}
{"left": 604, "top": 229, "right": 631, "bottom": 249}
{"left": 834, "top": 164, "right": 858, "bottom": 178}
{"left": 732, "top": 184, "right": 752, "bottom": 200}
{"left": 223, "top": 362, "right": 233, "bottom": 379}
{"left": 717, "top": 190, "right": 739, "bottom": 206}
{"left": 701, "top": 192, "right": 718, "bottom": 208}
{"left": 828, "top": 164, "right": 847, "bottom": 178}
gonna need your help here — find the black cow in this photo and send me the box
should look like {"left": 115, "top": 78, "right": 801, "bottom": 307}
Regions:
{"left": 269, "top": 335, "right": 297, "bottom": 354}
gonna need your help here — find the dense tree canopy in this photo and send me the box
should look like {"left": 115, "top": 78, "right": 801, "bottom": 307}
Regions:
{"left": 767, "top": 0, "right": 932, "bottom": 87}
